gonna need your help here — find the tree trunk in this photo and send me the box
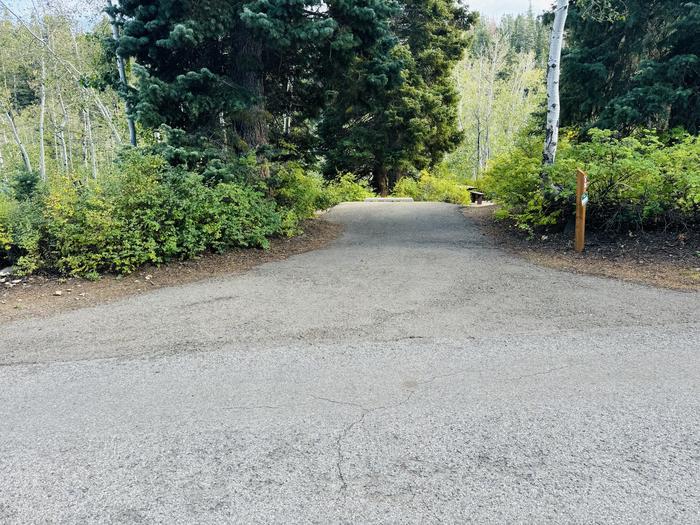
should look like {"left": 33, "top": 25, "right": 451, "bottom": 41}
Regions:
{"left": 232, "top": 37, "right": 268, "bottom": 149}
{"left": 85, "top": 108, "right": 98, "bottom": 179}
{"left": 543, "top": 0, "right": 569, "bottom": 167}
{"left": 4, "top": 109, "right": 32, "bottom": 172}
{"left": 373, "top": 166, "right": 389, "bottom": 197}
{"left": 39, "top": 55, "right": 47, "bottom": 180}
{"left": 474, "top": 53, "right": 484, "bottom": 176}
{"left": 106, "top": 0, "right": 137, "bottom": 146}
{"left": 59, "top": 93, "right": 74, "bottom": 170}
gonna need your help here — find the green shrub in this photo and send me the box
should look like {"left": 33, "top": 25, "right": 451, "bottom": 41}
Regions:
{"left": 0, "top": 192, "right": 44, "bottom": 274}
{"left": 481, "top": 133, "right": 570, "bottom": 232}
{"left": 268, "top": 164, "right": 330, "bottom": 235}
{"left": 483, "top": 128, "right": 700, "bottom": 232}
{"left": 1, "top": 153, "right": 371, "bottom": 277}
{"left": 325, "top": 174, "right": 375, "bottom": 204}
{"left": 210, "top": 181, "right": 281, "bottom": 250}
{"left": 0, "top": 193, "right": 16, "bottom": 265}
{"left": 393, "top": 170, "right": 472, "bottom": 205}
{"left": 0, "top": 152, "right": 285, "bottom": 277}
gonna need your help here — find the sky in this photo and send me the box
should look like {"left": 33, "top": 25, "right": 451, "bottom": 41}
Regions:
{"left": 467, "top": 0, "right": 553, "bottom": 19}
{"left": 3, "top": 0, "right": 554, "bottom": 25}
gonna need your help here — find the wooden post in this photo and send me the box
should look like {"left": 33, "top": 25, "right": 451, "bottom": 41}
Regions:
{"left": 575, "top": 168, "right": 588, "bottom": 253}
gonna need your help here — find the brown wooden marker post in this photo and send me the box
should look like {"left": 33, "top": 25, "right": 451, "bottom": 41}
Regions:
{"left": 575, "top": 168, "right": 588, "bottom": 253}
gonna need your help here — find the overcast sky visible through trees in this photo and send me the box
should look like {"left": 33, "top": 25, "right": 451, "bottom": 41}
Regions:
{"left": 468, "top": 0, "right": 552, "bottom": 19}
{"left": 3, "top": 0, "right": 553, "bottom": 25}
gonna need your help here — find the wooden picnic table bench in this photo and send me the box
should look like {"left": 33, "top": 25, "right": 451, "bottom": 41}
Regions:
{"left": 469, "top": 190, "right": 484, "bottom": 205}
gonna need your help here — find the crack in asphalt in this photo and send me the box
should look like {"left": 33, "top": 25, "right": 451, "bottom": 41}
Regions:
{"left": 313, "top": 361, "right": 583, "bottom": 496}
{"left": 507, "top": 364, "right": 573, "bottom": 382}
{"left": 313, "top": 390, "right": 417, "bottom": 495}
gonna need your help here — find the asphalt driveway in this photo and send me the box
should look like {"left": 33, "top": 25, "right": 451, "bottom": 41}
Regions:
{"left": 1, "top": 202, "right": 698, "bottom": 522}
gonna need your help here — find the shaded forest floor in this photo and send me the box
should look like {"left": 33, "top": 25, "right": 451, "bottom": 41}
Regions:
{"left": 465, "top": 205, "right": 700, "bottom": 292}
{"left": 0, "top": 218, "right": 343, "bottom": 323}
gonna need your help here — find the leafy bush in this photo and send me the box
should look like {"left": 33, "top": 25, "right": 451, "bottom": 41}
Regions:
{"left": 0, "top": 153, "right": 374, "bottom": 277}
{"left": 325, "top": 174, "right": 374, "bottom": 204}
{"left": 393, "top": 170, "right": 472, "bottom": 205}
{"left": 0, "top": 193, "right": 15, "bottom": 265}
{"left": 268, "top": 164, "right": 328, "bottom": 235}
{"left": 481, "top": 132, "right": 569, "bottom": 231}
{"left": 269, "top": 167, "right": 373, "bottom": 235}
{"left": 0, "top": 192, "right": 44, "bottom": 274}
{"left": 483, "top": 128, "right": 700, "bottom": 232}
{"left": 0, "top": 152, "right": 284, "bottom": 277}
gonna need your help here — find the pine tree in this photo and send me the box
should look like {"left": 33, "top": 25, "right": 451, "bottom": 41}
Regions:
{"left": 320, "top": 0, "right": 473, "bottom": 194}
{"left": 561, "top": 0, "right": 699, "bottom": 133}
{"left": 115, "top": 0, "right": 398, "bottom": 167}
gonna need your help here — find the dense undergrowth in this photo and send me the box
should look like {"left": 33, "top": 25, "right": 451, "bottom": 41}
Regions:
{"left": 481, "top": 128, "right": 700, "bottom": 234}
{"left": 393, "top": 169, "right": 472, "bottom": 205}
{"left": 0, "top": 153, "right": 372, "bottom": 277}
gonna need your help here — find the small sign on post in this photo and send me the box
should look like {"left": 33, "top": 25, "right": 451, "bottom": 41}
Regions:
{"left": 575, "top": 168, "right": 588, "bottom": 253}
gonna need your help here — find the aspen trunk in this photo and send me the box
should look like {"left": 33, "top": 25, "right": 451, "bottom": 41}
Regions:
{"left": 59, "top": 93, "right": 74, "bottom": 170}
{"left": 85, "top": 108, "right": 98, "bottom": 179}
{"left": 106, "top": 0, "right": 137, "bottom": 146}
{"left": 82, "top": 113, "right": 89, "bottom": 171}
{"left": 39, "top": 55, "right": 47, "bottom": 180}
{"left": 92, "top": 94, "right": 122, "bottom": 143}
{"left": 474, "top": 54, "right": 484, "bottom": 176}
{"left": 4, "top": 109, "right": 32, "bottom": 172}
{"left": 543, "top": 0, "right": 569, "bottom": 166}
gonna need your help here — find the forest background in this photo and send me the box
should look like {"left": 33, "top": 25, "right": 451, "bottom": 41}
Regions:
{"left": 0, "top": 0, "right": 698, "bottom": 277}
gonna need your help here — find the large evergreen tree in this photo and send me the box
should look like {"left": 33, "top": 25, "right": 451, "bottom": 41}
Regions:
{"left": 319, "top": 0, "right": 472, "bottom": 194}
{"left": 114, "top": 0, "right": 396, "bottom": 165}
{"left": 561, "top": 0, "right": 700, "bottom": 133}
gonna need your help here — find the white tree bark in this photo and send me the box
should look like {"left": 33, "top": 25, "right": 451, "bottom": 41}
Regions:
{"left": 39, "top": 55, "right": 47, "bottom": 180}
{"left": 85, "top": 108, "right": 98, "bottom": 179}
{"left": 106, "top": 0, "right": 137, "bottom": 146}
{"left": 543, "top": 0, "right": 569, "bottom": 166}
{"left": 4, "top": 108, "right": 32, "bottom": 172}
{"left": 58, "top": 92, "right": 73, "bottom": 170}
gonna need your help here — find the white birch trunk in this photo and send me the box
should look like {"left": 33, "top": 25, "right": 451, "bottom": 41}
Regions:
{"left": 85, "top": 108, "right": 98, "bottom": 179}
{"left": 543, "top": 0, "right": 569, "bottom": 166}
{"left": 92, "top": 92, "right": 122, "bottom": 143}
{"left": 82, "top": 108, "right": 89, "bottom": 170}
{"left": 4, "top": 109, "right": 32, "bottom": 172}
{"left": 106, "top": 0, "right": 137, "bottom": 146}
{"left": 56, "top": 106, "right": 69, "bottom": 170}
{"left": 474, "top": 53, "right": 485, "bottom": 176}
{"left": 39, "top": 55, "right": 47, "bottom": 180}
{"left": 59, "top": 93, "right": 73, "bottom": 170}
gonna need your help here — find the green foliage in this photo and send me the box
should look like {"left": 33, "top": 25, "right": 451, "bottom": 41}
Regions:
{"left": 0, "top": 193, "right": 16, "bottom": 263}
{"left": 445, "top": 12, "right": 546, "bottom": 180}
{"left": 562, "top": 1, "right": 700, "bottom": 133}
{"left": 0, "top": 152, "right": 289, "bottom": 277}
{"left": 269, "top": 167, "right": 374, "bottom": 235}
{"left": 319, "top": 0, "right": 472, "bottom": 193}
{"left": 481, "top": 131, "right": 567, "bottom": 231}
{"left": 269, "top": 164, "right": 329, "bottom": 235}
{"left": 115, "top": 0, "right": 401, "bottom": 158}
{"left": 483, "top": 128, "right": 700, "bottom": 232}
{"left": 324, "top": 174, "right": 375, "bottom": 204}
{"left": 393, "top": 170, "right": 471, "bottom": 205}
{"left": 0, "top": 194, "right": 44, "bottom": 274}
